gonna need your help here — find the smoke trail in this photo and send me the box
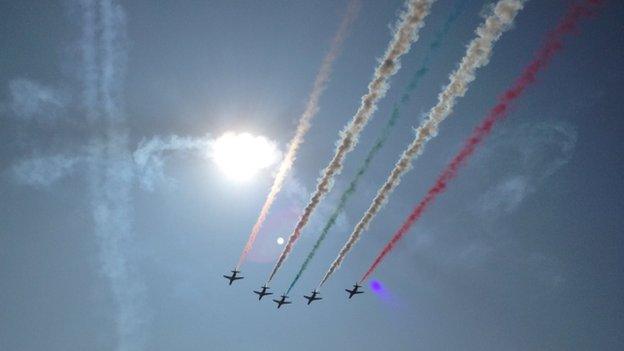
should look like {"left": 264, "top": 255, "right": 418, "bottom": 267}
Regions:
{"left": 401, "top": 0, "right": 469, "bottom": 96}
{"left": 133, "top": 134, "right": 212, "bottom": 191}
{"left": 286, "top": 106, "right": 398, "bottom": 293}
{"left": 236, "top": 0, "right": 361, "bottom": 269}
{"left": 134, "top": 135, "right": 212, "bottom": 168}
{"left": 267, "top": 0, "right": 435, "bottom": 283}
{"left": 285, "top": 0, "right": 467, "bottom": 295}
{"left": 320, "top": 0, "right": 526, "bottom": 287}
{"left": 82, "top": 0, "right": 147, "bottom": 349}
{"left": 361, "top": 0, "right": 602, "bottom": 283}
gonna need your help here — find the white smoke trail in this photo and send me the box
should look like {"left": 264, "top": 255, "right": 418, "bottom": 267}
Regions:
{"left": 267, "top": 0, "right": 435, "bottom": 283}
{"left": 134, "top": 135, "right": 212, "bottom": 167}
{"left": 81, "top": 0, "right": 147, "bottom": 349}
{"left": 320, "top": 0, "right": 526, "bottom": 286}
{"left": 235, "top": 0, "right": 361, "bottom": 269}
{"left": 133, "top": 134, "right": 212, "bottom": 191}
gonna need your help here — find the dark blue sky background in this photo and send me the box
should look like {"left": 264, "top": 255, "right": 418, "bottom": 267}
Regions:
{"left": 1, "top": 1, "right": 623, "bottom": 350}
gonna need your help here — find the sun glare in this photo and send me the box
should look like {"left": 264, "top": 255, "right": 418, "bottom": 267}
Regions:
{"left": 210, "top": 132, "right": 280, "bottom": 182}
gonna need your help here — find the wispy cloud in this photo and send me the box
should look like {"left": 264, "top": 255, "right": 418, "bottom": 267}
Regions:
{"left": 399, "top": 119, "right": 579, "bottom": 287}
{"left": 9, "top": 154, "right": 81, "bottom": 187}
{"left": 6, "top": 2, "right": 150, "bottom": 348}
{"left": 133, "top": 134, "right": 212, "bottom": 191}
{"left": 477, "top": 120, "right": 578, "bottom": 217}
{"left": 81, "top": 0, "right": 148, "bottom": 349}
{"left": 4, "top": 78, "right": 67, "bottom": 120}
{"left": 478, "top": 175, "right": 529, "bottom": 214}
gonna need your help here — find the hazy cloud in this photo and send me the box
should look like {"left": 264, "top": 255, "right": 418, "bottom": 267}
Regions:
{"left": 133, "top": 134, "right": 212, "bottom": 191}
{"left": 400, "top": 120, "right": 578, "bottom": 288}
{"left": 5, "top": 78, "right": 67, "bottom": 120}
{"left": 479, "top": 175, "right": 529, "bottom": 215}
{"left": 477, "top": 120, "right": 577, "bottom": 217}
{"left": 10, "top": 154, "right": 81, "bottom": 187}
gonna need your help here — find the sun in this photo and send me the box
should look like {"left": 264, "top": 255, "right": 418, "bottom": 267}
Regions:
{"left": 210, "top": 132, "right": 280, "bottom": 182}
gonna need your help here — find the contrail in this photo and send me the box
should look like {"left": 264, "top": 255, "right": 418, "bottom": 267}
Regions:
{"left": 320, "top": 0, "right": 526, "bottom": 287}
{"left": 235, "top": 0, "right": 361, "bottom": 269}
{"left": 361, "top": 0, "right": 603, "bottom": 283}
{"left": 267, "top": 0, "right": 435, "bottom": 283}
{"left": 285, "top": 0, "right": 467, "bottom": 295}
{"left": 82, "top": 0, "right": 147, "bottom": 349}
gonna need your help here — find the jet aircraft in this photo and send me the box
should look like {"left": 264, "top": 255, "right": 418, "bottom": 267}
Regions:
{"left": 345, "top": 283, "right": 364, "bottom": 298}
{"left": 303, "top": 290, "right": 322, "bottom": 305}
{"left": 253, "top": 285, "right": 273, "bottom": 300}
{"left": 223, "top": 270, "right": 244, "bottom": 285}
{"left": 272, "top": 294, "right": 292, "bottom": 309}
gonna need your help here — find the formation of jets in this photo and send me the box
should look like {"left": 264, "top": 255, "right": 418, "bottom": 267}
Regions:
{"left": 223, "top": 269, "right": 363, "bottom": 309}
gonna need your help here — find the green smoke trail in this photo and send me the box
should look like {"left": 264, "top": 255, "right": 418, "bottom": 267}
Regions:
{"left": 286, "top": 0, "right": 468, "bottom": 295}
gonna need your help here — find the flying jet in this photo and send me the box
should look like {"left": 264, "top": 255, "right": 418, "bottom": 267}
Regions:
{"left": 253, "top": 285, "right": 273, "bottom": 300}
{"left": 272, "top": 294, "right": 291, "bottom": 309}
{"left": 345, "top": 283, "right": 364, "bottom": 299}
{"left": 223, "top": 270, "right": 244, "bottom": 285}
{"left": 303, "top": 290, "right": 322, "bottom": 305}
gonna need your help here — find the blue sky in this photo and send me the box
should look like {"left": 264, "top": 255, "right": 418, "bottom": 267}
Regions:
{"left": 1, "top": 1, "right": 623, "bottom": 350}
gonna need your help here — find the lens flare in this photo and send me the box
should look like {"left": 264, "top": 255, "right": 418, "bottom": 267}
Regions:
{"left": 369, "top": 279, "right": 395, "bottom": 304}
{"left": 370, "top": 280, "right": 383, "bottom": 292}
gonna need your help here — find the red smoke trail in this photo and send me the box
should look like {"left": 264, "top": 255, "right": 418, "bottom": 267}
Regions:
{"left": 361, "top": 0, "right": 602, "bottom": 283}
{"left": 235, "top": 0, "right": 360, "bottom": 269}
